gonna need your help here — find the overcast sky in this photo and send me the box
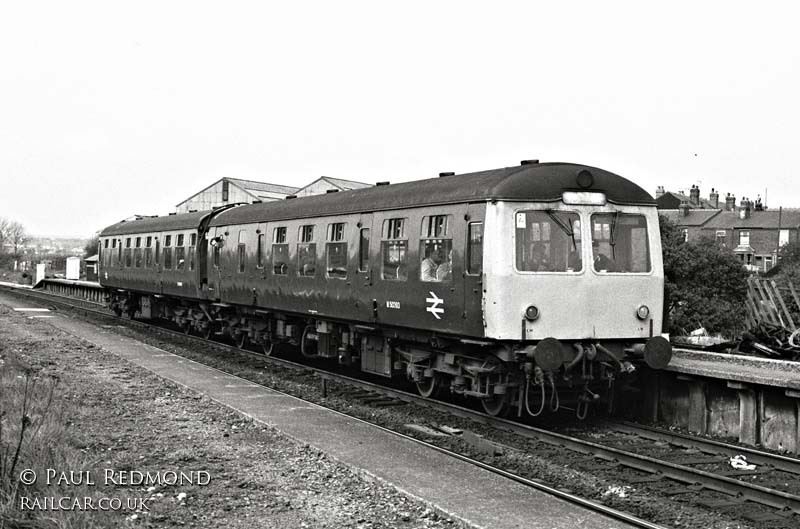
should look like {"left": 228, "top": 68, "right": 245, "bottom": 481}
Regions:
{"left": 2, "top": 2, "right": 799, "bottom": 238}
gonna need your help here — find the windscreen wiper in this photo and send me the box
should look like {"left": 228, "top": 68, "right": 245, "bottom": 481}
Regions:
{"left": 609, "top": 211, "right": 620, "bottom": 259}
{"left": 546, "top": 210, "right": 577, "bottom": 250}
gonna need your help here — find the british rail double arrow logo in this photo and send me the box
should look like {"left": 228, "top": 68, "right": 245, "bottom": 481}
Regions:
{"left": 426, "top": 292, "right": 444, "bottom": 319}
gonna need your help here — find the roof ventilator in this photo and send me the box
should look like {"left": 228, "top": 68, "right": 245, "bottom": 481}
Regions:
{"left": 285, "top": 195, "right": 297, "bottom": 200}
{"left": 520, "top": 159, "right": 540, "bottom": 165}
{"left": 439, "top": 171, "right": 455, "bottom": 177}
{"left": 376, "top": 181, "right": 390, "bottom": 186}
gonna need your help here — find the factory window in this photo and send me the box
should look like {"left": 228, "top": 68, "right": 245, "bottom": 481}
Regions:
{"left": 112, "top": 239, "right": 116, "bottom": 248}
{"left": 467, "top": 222, "right": 483, "bottom": 275}
{"left": 256, "top": 233, "right": 265, "bottom": 269}
{"left": 190, "top": 233, "right": 197, "bottom": 246}
{"left": 126, "top": 238, "right": 131, "bottom": 248}
{"left": 134, "top": 247, "right": 143, "bottom": 268}
{"left": 590, "top": 213, "right": 650, "bottom": 273}
{"left": 146, "top": 236, "right": 152, "bottom": 248}
{"left": 222, "top": 180, "right": 229, "bottom": 202}
{"left": 164, "top": 235, "right": 172, "bottom": 247}
{"left": 739, "top": 231, "right": 750, "bottom": 247}
{"left": 381, "top": 218, "right": 407, "bottom": 281}
{"left": 358, "top": 228, "right": 370, "bottom": 273}
{"left": 135, "top": 237, "right": 141, "bottom": 248}
{"left": 516, "top": 210, "right": 583, "bottom": 273}
{"left": 420, "top": 215, "right": 453, "bottom": 282}
{"left": 237, "top": 230, "right": 246, "bottom": 273}
{"left": 715, "top": 230, "right": 726, "bottom": 246}
{"left": 326, "top": 223, "right": 347, "bottom": 279}
{"left": 297, "top": 225, "right": 316, "bottom": 277}
{"left": 104, "top": 239, "right": 109, "bottom": 249}
{"left": 177, "top": 234, "right": 184, "bottom": 247}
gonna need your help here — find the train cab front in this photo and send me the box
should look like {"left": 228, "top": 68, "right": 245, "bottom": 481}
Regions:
{"left": 482, "top": 188, "right": 670, "bottom": 417}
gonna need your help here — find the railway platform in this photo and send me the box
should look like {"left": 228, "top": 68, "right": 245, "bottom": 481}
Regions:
{"left": 638, "top": 348, "right": 800, "bottom": 454}
{"left": 0, "top": 291, "right": 643, "bottom": 529}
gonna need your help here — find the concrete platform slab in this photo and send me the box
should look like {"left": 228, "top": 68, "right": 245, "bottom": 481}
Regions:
{"left": 668, "top": 349, "right": 800, "bottom": 390}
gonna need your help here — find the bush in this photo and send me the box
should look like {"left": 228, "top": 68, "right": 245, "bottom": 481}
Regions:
{"left": 660, "top": 216, "right": 749, "bottom": 337}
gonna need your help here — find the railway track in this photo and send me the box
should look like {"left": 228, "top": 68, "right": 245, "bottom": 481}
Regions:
{"left": 5, "top": 284, "right": 800, "bottom": 525}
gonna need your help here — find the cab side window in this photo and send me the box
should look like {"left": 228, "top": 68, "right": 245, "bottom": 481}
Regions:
{"left": 419, "top": 215, "right": 452, "bottom": 282}
{"left": 237, "top": 230, "right": 246, "bottom": 273}
{"left": 467, "top": 222, "right": 483, "bottom": 275}
{"left": 381, "top": 218, "right": 407, "bottom": 281}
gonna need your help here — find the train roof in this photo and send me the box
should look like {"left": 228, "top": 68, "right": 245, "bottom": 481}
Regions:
{"left": 99, "top": 163, "right": 655, "bottom": 236}
{"left": 100, "top": 210, "right": 212, "bottom": 236}
{"left": 209, "top": 162, "right": 655, "bottom": 227}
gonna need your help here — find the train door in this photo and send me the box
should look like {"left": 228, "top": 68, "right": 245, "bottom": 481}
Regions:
{"left": 355, "top": 214, "right": 374, "bottom": 322}
{"left": 462, "top": 203, "right": 486, "bottom": 337}
{"left": 155, "top": 235, "right": 163, "bottom": 295}
{"left": 196, "top": 229, "right": 210, "bottom": 298}
{"left": 206, "top": 227, "right": 223, "bottom": 301}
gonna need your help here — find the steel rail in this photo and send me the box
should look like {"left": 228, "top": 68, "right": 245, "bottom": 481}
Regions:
{"left": 0, "top": 284, "right": 665, "bottom": 529}
{"left": 6, "top": 286, "right": 800, "bottom": 514}
{"left": 602, "top": 420, "right": 800, "bottom": 476}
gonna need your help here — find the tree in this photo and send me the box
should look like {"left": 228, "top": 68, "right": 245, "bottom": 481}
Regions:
{"left": 84, "top": 234, "right": 100, "bottom": 257}
{"left": 0, "top": 216, "right": 8, "bottom": 254}
{"left": 7, "top": 221, "right": 26, "bottom": 258}
{"left": 660, "top": 215, "right": 749, "bottom": 337}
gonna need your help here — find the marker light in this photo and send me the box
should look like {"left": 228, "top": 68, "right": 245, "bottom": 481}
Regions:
{"left": 525, "top": 305, "right": 540, "bottom": 321}
{"left": 562, "top": 191, "right": 607, "bottom": 206}
{"left": 636, "top": 304, "right": 650, "bottom": 320}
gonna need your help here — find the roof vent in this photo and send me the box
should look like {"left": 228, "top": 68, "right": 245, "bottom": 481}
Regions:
{"left": 326, "top": 189, "right": 339, "bottom": 193}
{"left": 520, "top": 159, "right": 540, "bottom": 165}
{"left": 439, "top": 171, "right": 455, "bottom": 177}
{"left": 285, "top": 195, "right": 297, "bottom": 200}
{"left": 189, "top": 209, "right": 197, "bottom": 213}
{"left": 252, "top": 200, "right": 262, "bottom": 204}
{"left": 376, "top": 181, "right": 390, "bottom": 186}
{"left": 168, "top": 212, "right": 177, "bottom": 216}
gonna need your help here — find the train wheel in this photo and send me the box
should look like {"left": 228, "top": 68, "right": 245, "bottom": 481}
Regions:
{"left": 202, "top": 325, "right": 213, "bottom": 340}
{"left": 261, "top": 340, "right": 275, "bottom": 356}
{"left": 235, "top": 332, "right": 248, "bottom": 349}
{"left": 416, "top": 375, "right": 440, "bottom": 398}
{"left": 481, "top": 393, "right": 508, "bottom": 417}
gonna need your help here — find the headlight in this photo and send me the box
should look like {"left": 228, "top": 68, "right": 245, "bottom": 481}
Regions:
{"left": 525, "top": 305, "right": 540, "bottom": 321}
{"left": 636, "top": 304, "right": 650, "bottom": 320}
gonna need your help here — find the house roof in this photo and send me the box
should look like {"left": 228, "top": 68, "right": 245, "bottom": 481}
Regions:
{"left": 660, "top": 209, "right": 722, "bottom": 226}
{"left": 703, "top": 210, "right": 800, "bottom": 229}
{"left": 209, "top": 162, "right": 656, "bottom": 227}
{"left": 658, "top": 191, "right": 717, "bottom": 209}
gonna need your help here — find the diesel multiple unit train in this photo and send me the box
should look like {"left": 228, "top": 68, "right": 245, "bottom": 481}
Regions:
{"left": 99, "top": 161, "right": 672, "bottom": 418}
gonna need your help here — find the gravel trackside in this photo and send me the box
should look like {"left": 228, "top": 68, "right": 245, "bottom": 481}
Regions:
{"left": 0, "top": 304, "right": 461, "bottom": 529}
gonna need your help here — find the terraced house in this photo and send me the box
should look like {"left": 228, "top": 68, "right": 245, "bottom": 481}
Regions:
{"left": 658, "top": 186, "right": 800, "bottom": 273}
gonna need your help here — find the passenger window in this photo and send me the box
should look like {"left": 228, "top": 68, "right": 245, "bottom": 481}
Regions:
{"left": 117, "top": 239, "right": 122, "bottom": 266}
{"left": 419, "top": 215, "right": 453, "bottom": 282}
{"left": 297, "top": 225, "right": 316, "bottom": 277}
{"left": 134, "top": 247, "right": 143, "bottom": 268}
{"left": 144, "top": 246, "right": 153, "bottom": 268}
{"left": 591, "top": 213, "right": 650, "bottom": 273}
{"left": 256, "top": 233, "right": 265, "bottom": 269}
{"left": 467, "top": 222, "right": 483, "bottom": 275}
{"left": 237, "top": 230, "right": 246, "bottom": 273}
{"left": 272, "top": 227, "right": 288, "bottom": 275}
{"left": 515, "top": 210, "right": 582, "bottom": 273}
{"left": 381, "top": 218, "right": 407, "bottom": 281}
{"left": 188, "top": 233, "right": 196, "bottom": 271}
{"left": 358, "top": 228, "right": 370, "bottom": 272}
{"left": 326, "top": 222, "right": 347, "bottom": 279}
{"left": 164, "top": 234, "right": 173, "bottom": 270}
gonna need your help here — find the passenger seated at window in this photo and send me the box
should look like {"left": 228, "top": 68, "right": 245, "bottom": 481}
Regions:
{"left": 592, "top": 240, "right": 614, "bottom": 272}
{"left": 530, "top": 243, "right": 553, "bottom": 272}
{"left": 436, "top": 249, "right": 453, "bottom": 281}
{"left": 421, "top": 248, "right": 444, "bottom": 281}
